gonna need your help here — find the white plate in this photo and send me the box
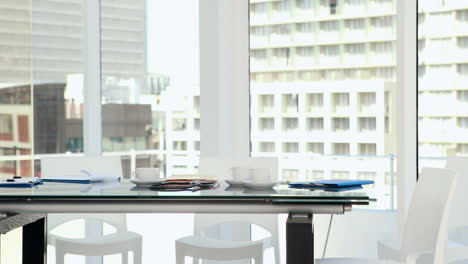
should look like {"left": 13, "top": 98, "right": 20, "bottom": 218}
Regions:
{"left": 130, "top": 179, "right": 165, "bottom": 187}
{"left": 225, "top": 179, "right": 244, "bottom": 187}
{"left": 243, "top": 181, "right": 277, "bottom": 189}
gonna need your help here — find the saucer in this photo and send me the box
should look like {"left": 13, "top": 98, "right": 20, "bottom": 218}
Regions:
{"left": 225, "top": 179, "right": 244, "bottom": 187}
{"left": 130, "top": 179, "right": 165, "bottom": 187}
{"left": 243, "top": 181, "right": 277, "bottom": 189}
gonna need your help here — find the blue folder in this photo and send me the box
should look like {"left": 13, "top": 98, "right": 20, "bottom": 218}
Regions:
{"left": 289, "top": 185, "right": 364, "bottom": 192}
{"left": 289, "top": 179, "right": 374, "bottom": 188}
{"left": 0, "top": 178, "right": 43, "bottom": 188}
{"left": 41, "top": 178, "right": 92, "bottom": 184}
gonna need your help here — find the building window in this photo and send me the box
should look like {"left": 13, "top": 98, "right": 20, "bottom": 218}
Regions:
{"left": 282, "top": 94, "right": 298, "bottom": 113}
{"left": 305, "top": 93, "right": 323, "bottom": 112}
{"left": 332, "top": 118, "right": 350, "bottom": 132}
{"left": 282, "top": 169, "right": 300, "bottom": 180}
{"left": 259, "top": 94, "right": 275, "bottom": 113}
{"left": 332, "top": 143, "right": 350, "bottom": 155}
{"left": 306, "top": 118, "right": 324, "bottom": 131}
{"left": 283, "top": 118, "right": 299, "bottom": 131}
{"left": 359, "top": 143, "right": 377, "bottom": 156}
{"left": 332, "top": 170, "right": 350, "bottom": 179}
{"left": 332, "top": 93, "right": 349, "bottom": 112}
{"left": 259, "top": 118, "right": 275, "bottom": 131}
{"left": 173, "top": 118, "right": 187, "bottom": 131}
{"left": 259, "top": 142, "right": 275, "bottom": 152}
{"left": 283, "top": 142, "right": 299, "bottom": 153}
{"left": 0, "top": 114, "right": 13, "bottom": 141}
{"left": 359, "top": 117, "right": 377, "bottom": 132}
{"left": 173, "top": 141, "right": 187, "bottom": 151}
{"left": 307, "top": 142, "right": 324, "bottom": 154}
{"left": 310, "top": 170, "right": 324, "bottom": 180}
{"left": 457, "top": 117, "right": 468, "bottom": 128}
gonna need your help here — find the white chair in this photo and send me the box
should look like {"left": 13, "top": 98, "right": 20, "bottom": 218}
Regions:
{"left": 317, "top": 167, "right": 457, "bottom": 264}
{"left": 48, "top": 214, "right": 142, "bottom": 264}
{"left": 175, "top": 156, "right": 280, "bottom": 264}
{"left": 41, "top": 157, "right": 142, "bottom": 264}
{"left": 378, "top": 157, "right": 468, "bottom": 264}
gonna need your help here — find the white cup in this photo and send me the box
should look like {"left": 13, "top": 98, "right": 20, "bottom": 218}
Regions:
{"left": 229, "top": 167, "right": 249, "bottom": 181}
{"left": 249, "top": 168, "right": 272, "bottom": 183}
{"left": 133, "top": 168, "right": 160, "bottom": 181}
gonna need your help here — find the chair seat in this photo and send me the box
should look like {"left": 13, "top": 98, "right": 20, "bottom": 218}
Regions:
{"left": 316, "top": 258, "right": 398, "bottom": 264}
{"left": 50, "top": 231, "right": 142, "bottom": 256}
{"left": 177, "top": 235, "right": 270, "bottom": 249}
{"left": 378, "top": 239, "right": 467, "bottom": 262}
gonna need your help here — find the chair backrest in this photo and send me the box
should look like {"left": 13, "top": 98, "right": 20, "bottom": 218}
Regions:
{"left": 41, "top": 156, "right": 123, "bottom": 179}
{"left": 445, "top": 156, "right": 468, "bottom": 229}
{"left": 401, "top": 167, "right": 457, "bottom": 263}
{"left": 196, "top": 156, "right": 279, "bottom": 237}
{"left": 48, "top": 213, "right": 128, "bottom": 233}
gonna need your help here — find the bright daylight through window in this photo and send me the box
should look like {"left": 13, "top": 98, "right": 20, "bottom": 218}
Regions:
{"left": 0, "top": 0, "right": 200, "bottom": 180}
{"left": 249, "top": 0, "right": 397, "bottom": 210}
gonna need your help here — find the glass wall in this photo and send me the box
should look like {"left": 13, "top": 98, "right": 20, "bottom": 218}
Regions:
{"left": 418, "top": 0, "right": 468, "bottom": 169}
{"left": 0, "top": 0, "right": 85, "bottom": 179}
{"left": 99, "top": 0, "right": 200, "bottom": 179}
{"left": 249, "top": 0, "right": 397, "bottom": 210}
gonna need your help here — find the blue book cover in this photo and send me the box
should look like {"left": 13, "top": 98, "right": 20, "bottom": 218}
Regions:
{"left": 289, "top": 185, "right": 364, "bottom": 192}
{"left": 289, "top": 179, "right": 374, "bottom": 188}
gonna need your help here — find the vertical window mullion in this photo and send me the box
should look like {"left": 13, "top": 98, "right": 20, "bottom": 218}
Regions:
{"left": 83, "top": 0, "right": 102, "bottom": 156}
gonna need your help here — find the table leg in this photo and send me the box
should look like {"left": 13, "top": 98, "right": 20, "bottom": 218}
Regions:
{"left": 287, "top": 213, "right": 314, "bottom": 264}
{"left": 22, "top": 217, "right": 46, "bottom": 264}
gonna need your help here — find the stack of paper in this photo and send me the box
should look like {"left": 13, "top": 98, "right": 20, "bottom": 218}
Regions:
{"left": 42, "top": 170, "right": 120, "bottom": 184}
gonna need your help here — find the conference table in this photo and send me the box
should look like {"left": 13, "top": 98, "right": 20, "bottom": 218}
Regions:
{"left": 0, "top": 180, "right": 374, "bottom": 264}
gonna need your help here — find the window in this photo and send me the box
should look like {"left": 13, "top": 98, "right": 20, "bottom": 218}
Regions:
{"left": 283, "top": 142, "right": 299, "bottom": 153}
{"left": 332, "top": 170, "right": 350, "bottom": 179}
{"left": 359, "top": 118, "right": 377, "bottom": 132}
{"left": 332, "top": 143, "right": 350, "bottom": 155}
{"left": 0, "top": 0, "right": 87, "bottom": 177}
{"left": 310, "top": 170, "right": 325, "bottom": 180}
{"left": 282, "top": 94, "right": 298, "bottom": 113}
{"left": 249, "top": 0, "right": 397, "bottom": 212}
{"left": 259, "top": 142, "right": 275, "bottom": 153}
{"left": 173, "top": 118, "right": 187, "bottom": 131}
{"left": 282, "top": 118, "right": 299, "bottom": 132}
{"left": 259, "top": 118, "right": 275, "bottom": 131}
{"left": 307, "top": 118, "right": 324, "bottom": 131}
{"left": 359, "top": 143, "right": 377, "bottom": 156}
{"left": 258, "top": 94, "right": 275, "bottom": 113}
{"left": 332, "top": 93, "right": 349, "bottom": 112}
{"left": 0, "top": 115, "right": 13, "bottom": 141}
{"left": 457, "top": 117, "right": 468, "bottom": 129}
{"left": 296, "top": 0, "right": 314, "bottom": 10}
{"left": 305, "top": 93, "right": 323, "bottom": 112}
{"left": 173, "top": 141, "right": 187, "bottom": 151}
{"left": 332, "top": 118, "right": 350, "bottom": 132}
{"left": 282, "top": 169, "right": 300, "bottom": 180}
{"left": 307, "top": 142, "right": 324, "bottom": 154}
{"left": 417, "top": 0, "right": 468, "bottom": 173}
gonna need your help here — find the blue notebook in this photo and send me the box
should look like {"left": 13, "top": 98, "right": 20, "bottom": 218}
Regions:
{"left": 289, "top": 185, "right": 364, "bottom": 192}
{"left": 289, "top": 179, "right": 374, "bottom": 188}
{"left": 0, "top": 177, "right": 43, "bottom": 188}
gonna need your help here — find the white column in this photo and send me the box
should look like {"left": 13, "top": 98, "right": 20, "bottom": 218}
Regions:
{"left": 396, "top": 0, "right": 417, "bottom": 234}
{"left": 200, "top": 0, "right": 250, "bottom": 158}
